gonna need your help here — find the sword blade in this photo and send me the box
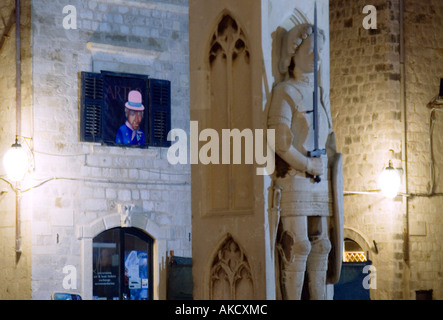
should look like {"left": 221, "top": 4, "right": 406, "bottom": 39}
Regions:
{"left": 307, "top": 2, "right": 325, "bottom": 183}
{"left": 313, "top": 1, "right": 319, "bottom": 151}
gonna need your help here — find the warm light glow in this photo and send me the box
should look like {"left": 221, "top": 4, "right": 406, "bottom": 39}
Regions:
{"left": 343, "top": 251, "right": 367, "bottom": 263}
{"left": 3, "top": 141, "right": 28, "bottom": 182}
{"left": 378, "top": 164, "right": 401, "bottom": 198}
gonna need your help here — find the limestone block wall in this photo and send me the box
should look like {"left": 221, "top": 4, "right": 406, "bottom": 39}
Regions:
{"left": 28, "top": 0, "right": 190, "bottom": 300}
{"left": 403, "top": 0, "right": 443, "bottom": 300}
{"left": 0, "top": 0, "right": 32, "bottom": 300}
{"left": 330, "top": 0, "right": 443, "bottom": 299}
{"left": 330, "top": 0, "right": 406, "bottom": 300}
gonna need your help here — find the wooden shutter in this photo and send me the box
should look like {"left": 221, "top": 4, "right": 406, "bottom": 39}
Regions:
{"left": 80, "top": 72, "right": 103, "bottom": 142}
{"left": 148, "top": 78, "right": 171, "bottom": 147}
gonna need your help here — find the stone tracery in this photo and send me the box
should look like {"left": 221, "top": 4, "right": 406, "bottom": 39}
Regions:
{"left": 209, "top": 235, "right": 253, "bottom": 299}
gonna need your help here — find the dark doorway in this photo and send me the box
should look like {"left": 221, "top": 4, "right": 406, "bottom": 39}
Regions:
{"left": 92, "top": 227, "right": 154, "bottom": 300}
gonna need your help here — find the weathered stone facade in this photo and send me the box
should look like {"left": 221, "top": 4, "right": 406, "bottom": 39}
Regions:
{"left": 330, "top": 0, "right": 443, "bottom": 299}
{"left": 0, "top": 0, "right": 32, "bottom": 299}
{"left": 1, "top": 0, "right": 442, "bottom": 301}
{"left": 403, "top": 0, "right": 443, "bottom": 300}
{"left": 0, "top": 0, "right": 190, "bottom": 300}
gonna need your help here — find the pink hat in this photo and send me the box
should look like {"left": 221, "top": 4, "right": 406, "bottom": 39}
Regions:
{"left": 125, "top": 90, "right": 145, "bottom": 111}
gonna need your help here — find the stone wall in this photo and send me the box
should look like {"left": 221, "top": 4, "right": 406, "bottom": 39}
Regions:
{"left": 330, "top": 0, "right": 443, "bottom": 299}
{"left": 2, "top": 0, "right": 441, "bottom": 301}
{"left": 403, "top": 0, "right": 443, "bottom": 300}
{"left": 0, "top": 0, "right": 32, "bottom": 300}
{"left": 29, "top": 0, "right": 190, "bottom": 299}
{"left": 330, "top": 0, "right": 405, "bottom": 300}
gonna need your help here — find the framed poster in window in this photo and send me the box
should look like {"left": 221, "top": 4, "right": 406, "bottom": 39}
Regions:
{"left": 80, "top": 70, "right": 171, "bottom": 148}
{"left": 102, "top": 71, "right": 149, "bottom": 148}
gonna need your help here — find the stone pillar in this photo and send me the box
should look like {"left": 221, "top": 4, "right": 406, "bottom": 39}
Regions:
{"left": 189, "top": 0, "right": 330, "bottom": 300}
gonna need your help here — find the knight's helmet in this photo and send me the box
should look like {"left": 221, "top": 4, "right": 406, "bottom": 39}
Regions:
{"left": 279, "top": 23, "right": 326, "bottom": 75}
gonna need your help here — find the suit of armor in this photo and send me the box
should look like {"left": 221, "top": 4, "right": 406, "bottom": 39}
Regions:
{"left": 268, "top": 23, "right": 341, "bottom": 300}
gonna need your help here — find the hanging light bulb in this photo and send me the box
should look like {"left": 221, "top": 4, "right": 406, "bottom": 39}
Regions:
{"left": 378, "top": 160, "right": 401, "bottom": 198}
{"left": 3, "top": 138, "right": 28, "bottom": 182}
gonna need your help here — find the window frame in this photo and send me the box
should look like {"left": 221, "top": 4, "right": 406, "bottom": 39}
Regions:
{"left": 80, "top": 70, "right": 171, "bottom": 148}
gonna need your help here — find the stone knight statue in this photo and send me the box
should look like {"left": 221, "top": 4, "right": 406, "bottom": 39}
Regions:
{"left": 267, "top": 21, "right": 344, "bottom": 300}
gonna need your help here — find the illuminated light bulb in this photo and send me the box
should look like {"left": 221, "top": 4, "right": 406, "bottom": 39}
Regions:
{"left": 378, "top": 161, "right": 401, "bottom": 199}
{"left": 3, "top": 139, "right": 28, "bottom": 182}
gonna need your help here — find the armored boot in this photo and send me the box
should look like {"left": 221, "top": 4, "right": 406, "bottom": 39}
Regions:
{"left": 281, "top": 270, "right": 305, "bottom": 300}
{"left": 278, "top": 233, "right": 311, "bottom": 300}
{"left": 306, "top": 237, "right": 331, "bottom": 300}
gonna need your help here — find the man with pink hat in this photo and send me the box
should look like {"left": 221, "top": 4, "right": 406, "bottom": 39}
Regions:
{"left": 115, "top": 90, "right": 145, "bottom": 146}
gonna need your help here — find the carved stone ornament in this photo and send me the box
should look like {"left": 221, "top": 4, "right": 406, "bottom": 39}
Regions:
{"left": 209, "top": 14, "right": 249, "bottom": 66}
{"left": 118, "top": 203, "right": 134, "bottom": 228}
{"left": 209, "top": 235, "right": 254, "bottom": 299}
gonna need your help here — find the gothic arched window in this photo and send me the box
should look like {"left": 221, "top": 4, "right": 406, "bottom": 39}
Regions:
{"left": 206, "top": 13, "right": 254, "bottom": 215}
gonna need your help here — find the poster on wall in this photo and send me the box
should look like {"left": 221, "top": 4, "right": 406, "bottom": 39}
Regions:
{"left": 125, "top": 250, "right": 149, "bottom": 300}
{"left": 102, "top": 71, "right": 149, "bottom": 148}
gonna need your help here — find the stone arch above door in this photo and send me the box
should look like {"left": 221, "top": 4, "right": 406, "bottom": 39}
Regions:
{"left": 343, "top": 226, "right": 377, "bottom": 260}
{"left": 76, "top": 211, "right": 161, "bottom": 241}
{"left": 77, "top": 210, "right": 166, "bottom": 300}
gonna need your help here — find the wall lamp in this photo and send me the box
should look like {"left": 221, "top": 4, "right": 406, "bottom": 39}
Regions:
{"left": 3, "top": 137, "right": 29, "bottom": 182}
{"left": 344, "top": 151, "right": 403, "bottom": 199}
{"left": 378, "top": 160, "right": 401, "bottom": 199}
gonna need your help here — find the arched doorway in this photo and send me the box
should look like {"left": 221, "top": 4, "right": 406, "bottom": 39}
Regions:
{"left": 92, "top": 227, "right": 154, "bottom": 300}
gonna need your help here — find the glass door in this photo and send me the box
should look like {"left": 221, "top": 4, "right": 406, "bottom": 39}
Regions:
{"left": 93, "top": 228, "right": 121, "bottom": 300}
{"left": 93, "top": 227, "right": 153, "bottom": 300}
{"left": 123, "top": 229, "right": 153, "bottom": 300}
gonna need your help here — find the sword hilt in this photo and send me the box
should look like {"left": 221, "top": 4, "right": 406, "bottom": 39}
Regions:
{"left": 307, "top": 148, "right": 326, "bottom": 183}
{"left": 308, "top": 149, "right": 326, "bottom": 158}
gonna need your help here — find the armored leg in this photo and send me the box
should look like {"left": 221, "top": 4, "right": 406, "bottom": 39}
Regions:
{"left": 278, "top": 216, "right": 310, "bottom": 300}
{"left": 306, "top": 236, "right": 331, "bottom": 300}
